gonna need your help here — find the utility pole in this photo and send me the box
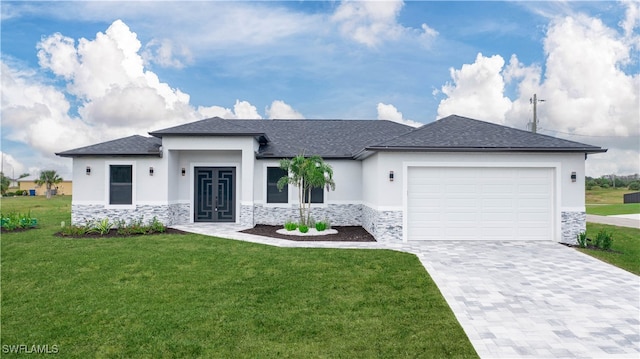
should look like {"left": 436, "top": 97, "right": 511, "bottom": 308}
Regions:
{"left": 530, "top": 93, "right": 545, "bottom": 133}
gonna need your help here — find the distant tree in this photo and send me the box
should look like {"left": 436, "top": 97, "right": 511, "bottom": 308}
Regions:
{"left": 0, "top": 173, "right": 10, "bottom": 195}
{"left": 629, "top": 181, "right": 640, "bottom": 191}
{"left": 35, "top": 170, "right": 63, "bottom": 199}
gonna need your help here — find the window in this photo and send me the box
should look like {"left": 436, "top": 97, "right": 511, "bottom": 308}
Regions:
{"left": 267, "top": 167, "right": 288, "bottom": 203}
{"left": 110, "top": 165, "right": 132, "bottom": 205}
{"left": 304, "top": 186, "right": 324, "bottom": 204}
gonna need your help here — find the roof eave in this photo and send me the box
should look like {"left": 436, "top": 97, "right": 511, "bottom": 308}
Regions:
{"left": 55, "top": 152, "right": 162, "bottom": 158}
{"left": 149, "top": 131, "right": 267, "bottom": 138}
{"left": 364, "top": 146, "right": 608, "bottom": 154}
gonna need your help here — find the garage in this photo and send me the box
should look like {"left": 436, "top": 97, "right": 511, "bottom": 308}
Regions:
{"left": 407, "top": 166, "right": 554, "bottom": 241}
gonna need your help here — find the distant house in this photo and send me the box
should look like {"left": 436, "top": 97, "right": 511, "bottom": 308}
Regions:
{"left": 18, "top": 175, "right": 73, "bottom": 196}
{"left": 56, "top": 115, "right": 606, "bottom": 243}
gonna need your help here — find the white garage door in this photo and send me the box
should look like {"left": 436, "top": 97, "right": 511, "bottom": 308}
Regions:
{"left": 407, "top": 167, "right": 553, "bottom": 241}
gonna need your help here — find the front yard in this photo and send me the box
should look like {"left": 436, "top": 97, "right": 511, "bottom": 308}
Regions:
{"left": 1, "top": 196, "right": 478, "bottom": 358}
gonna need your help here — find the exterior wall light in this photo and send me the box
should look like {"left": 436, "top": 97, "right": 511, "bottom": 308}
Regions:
{"left": 181, "top": 168, "right": 186, "bottom": 176}
{"left": 389, "top": 171, "right": 394, "bottom": 182}
{"left": 149, "top": 167, "right": 154, "bottom": 176}
{"left": 571, "top": 171, "right": 577, "bottom": 183}
{"left": 86, "top": 166, "right": 91, "bottom": 175}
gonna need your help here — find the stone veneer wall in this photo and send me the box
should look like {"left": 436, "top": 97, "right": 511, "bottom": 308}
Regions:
{"left": 240, "top": 205, "right": 254, "bottom": 227}
{"left": 72, "top": 204, "right": 184, "bottom": 226}
{"left": 253, "top": 203, "right": 362, "bottom": 227}
{"left": 362, "top": 205, "right": 403, "bottom": 243}
{"left": 167, "top": 203, "right": 190, "bottom": 225}
{"left": 561, "top": 211, "right": 586, "bottom": 245}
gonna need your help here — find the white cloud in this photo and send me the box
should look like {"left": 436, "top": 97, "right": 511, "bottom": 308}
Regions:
{"left": 1, "top": 152, "right": 28, "bottom": 177}
{"left": 266, "top": 100, "right": 304, "bottom": 119}
{"left": 142, "top": 38, "right": 193, "bottom": 69}
{"left": 332, "top": 0, "right": 436, "bottom": 47}
{"left": 196, "top": 100, "right": 262, "bottom": 120}
{"left": 2, "top": 19, "right": 275, "bottom": 178}
{"left": 437, "top": 53, "right": 512, "bottom": 123}
{"left": 436, "top": 11, "right": 640, "bottom": 176}
{"left": 377, "top": 103, "right": 422, "bottom": 128}
{"left": 620, "top": 0, "right": 640, "bottom": 40}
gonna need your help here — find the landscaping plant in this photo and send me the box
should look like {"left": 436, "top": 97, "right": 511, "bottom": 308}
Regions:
{"left": 284, "top": 221, "right": 297, "bottom": 231}
{"left": 277, "top": 154, "right": 335, "bottom": 226}
{"left": 594, "top": 229, "right": 613, "bottom": 250}
{"left": 1, "top": 211, "right": 38, "bottom": 231}
{"left": 576, "top": 231, "right": 588, "bottom": 248}
{"left": 298, "top": 224, "right": 309, "bottom": 233}
{"left": 315, "top": 221, "right": 327, "bottom": 232}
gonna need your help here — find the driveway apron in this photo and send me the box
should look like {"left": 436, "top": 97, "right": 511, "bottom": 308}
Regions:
{"left": 173, "top": 225, "right": 640, "bottom": 359}
{"left": 411, "top": 241, "right": 640, "bottom": 359}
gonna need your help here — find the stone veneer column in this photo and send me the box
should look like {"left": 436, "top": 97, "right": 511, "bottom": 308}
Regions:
{"left": 361, "top": 205, "right": 403, "bottom": 243}
{"left": 239, "top": 204, "right": 254, "bottom": 227}
{"left": 561, "top": 211, "right": 586, "bottom": 245}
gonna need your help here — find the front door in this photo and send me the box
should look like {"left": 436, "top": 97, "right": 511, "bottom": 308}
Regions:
{"left": 194, "top": 167, "right": 236, "bottom": 222}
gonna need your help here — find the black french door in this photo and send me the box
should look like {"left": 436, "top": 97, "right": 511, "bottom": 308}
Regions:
{"left": 194, "top": 167, "right": 236, "bottom": 222}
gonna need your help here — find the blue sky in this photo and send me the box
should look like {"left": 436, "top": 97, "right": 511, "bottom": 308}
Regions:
{"left": 1, "top": 1, "right": 638, "bottom": 179}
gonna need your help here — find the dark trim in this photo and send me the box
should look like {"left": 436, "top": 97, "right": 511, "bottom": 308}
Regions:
{"left": 149, "top": 131, "right": 268, "bottom": 139}
{"left": 363, "top": 146, "right": 608, "bottom": 154}
{"left": 55, "top": 152, "right": 162, "bottom": 158}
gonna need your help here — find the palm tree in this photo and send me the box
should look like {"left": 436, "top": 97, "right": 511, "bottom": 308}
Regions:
{"left": 35, "top": 170, "right": 63, "bottom": 199}
{"left": 277, "top": 155, "right": 335, "bottom": 226}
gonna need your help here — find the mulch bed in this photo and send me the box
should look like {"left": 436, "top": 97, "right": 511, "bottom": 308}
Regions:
{"left": 54, "top": 228, "right": 188, "bottom": 239}
{"left": 241, "top": 224, "right": 376, "bottom": 242}
{"left": 561, "top": 243, "right": 623, "bottom": 254}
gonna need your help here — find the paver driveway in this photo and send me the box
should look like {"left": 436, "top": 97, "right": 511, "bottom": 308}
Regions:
{"left": 412, "top": 241, "right": 640, "bottom": 359}
{"left": 174, "top": 224, "right": 640, "bottom": 358}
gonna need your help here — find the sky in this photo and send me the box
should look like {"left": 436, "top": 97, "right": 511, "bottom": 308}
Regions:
{"left": 1, "top": 0, "right": 638, "bottom": 180}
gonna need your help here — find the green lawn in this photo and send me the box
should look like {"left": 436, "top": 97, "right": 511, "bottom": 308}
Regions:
{"left": 585, "top": 187, "right": 636, "bottom": 205}
{"left": 586, "top": 203, "right": 640, "bottom": 215}
{"left": 579, "top": 223, "right": 640, "bottom": 275}
{"left": 1, "top": 196, "right": 478, "bottom": 358}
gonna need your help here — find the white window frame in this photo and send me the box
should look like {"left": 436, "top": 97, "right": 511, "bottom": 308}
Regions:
{"left": 105, "top": 161, "right": 136, "bottom": 209}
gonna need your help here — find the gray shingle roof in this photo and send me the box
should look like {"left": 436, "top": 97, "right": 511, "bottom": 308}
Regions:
{"left": 365, "top": 115, "right": 606, "bottom": 153}
{"left": 56, "top": 115, "right": 606, "bottom": 158}
{"left": 56, "top": 135, "right": 162, "bottom": 157}
{"left": 149, "top": 117, "right": 414, "bottom": 158}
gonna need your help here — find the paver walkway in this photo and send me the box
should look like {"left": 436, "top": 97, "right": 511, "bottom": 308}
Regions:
{"left": 173, "top": 223, "right": 640, "bottom": 358}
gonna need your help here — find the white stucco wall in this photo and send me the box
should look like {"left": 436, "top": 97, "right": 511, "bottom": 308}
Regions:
{"left": 71, "top": 156, "right": 166, "bottom": 205}
{"left": 161, "top": 137, "right": 255, "bottom": 207}
{"left": 253, "top": 159, "right": 362, "bottom": 205}
{"left": 364, "top": 152, "right": 585, "bottom": 210}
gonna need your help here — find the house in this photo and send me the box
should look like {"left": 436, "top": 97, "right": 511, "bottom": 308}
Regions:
{"left": 18, "top": 175, "right": 73, "bottom": 196}
{"left": 56, "top": 115, "right": 606, "bottom": 243}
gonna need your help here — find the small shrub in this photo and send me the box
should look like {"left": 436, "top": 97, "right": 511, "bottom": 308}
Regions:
{"left": 93, "top": 218, "right": 111, "bottom": 235}
{"left": 59, "top": 224, "right": 89, "bottom": 237}
{"left": 114, "top": 219, "right": 131, "bottom": 236}
{"left": 595, "top": 229, "right": 613, "bottom": 250}
{"left": 576, "top": 231, "right": 588, "bottom": 248}
{"left": 315, "top": 221, "right": 327, "bottom": 231}
{"left": 148, "top": 217, "right": 166, "bottom": 233}
{"left": 298, "top": 224, "right": 309, "bottom": 233}
{"left": 128, "top": 217, "right": 148, "bottom": 235}
{"left": 284, "top": 221, "right": 297, "bottom": 231}
{"left": 591, "top": 185, "right": 602, "bottom": 190}
{"left": 1, "top": 211, "right": 37, "bottom": 231}
{"left": 628, "top": 181, "right": 640, "bottom": 190}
